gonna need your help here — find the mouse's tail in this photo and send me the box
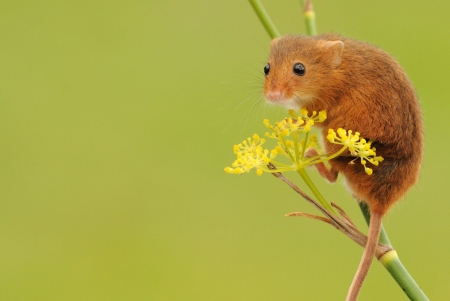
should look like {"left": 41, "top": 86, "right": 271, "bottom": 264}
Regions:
{"left": 345, "top": 211, "right": 383, "bottom": 301}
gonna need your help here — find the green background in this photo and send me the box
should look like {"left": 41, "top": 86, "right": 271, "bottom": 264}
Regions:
{"left": 1, "top": 1, "right": 449, "bottom": 300}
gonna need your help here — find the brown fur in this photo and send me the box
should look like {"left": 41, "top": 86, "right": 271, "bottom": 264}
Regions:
{"left": 264, "top": 34, "right": 423, "bottom": 300}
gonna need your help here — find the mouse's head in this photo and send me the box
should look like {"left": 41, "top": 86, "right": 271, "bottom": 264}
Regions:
{"left": 263, "top": 35, "right": 344, "bottom": 109}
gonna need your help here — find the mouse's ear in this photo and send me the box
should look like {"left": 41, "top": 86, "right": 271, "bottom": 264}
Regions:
{"left": 321, "top": 40, "right": 344, "bottom": 68}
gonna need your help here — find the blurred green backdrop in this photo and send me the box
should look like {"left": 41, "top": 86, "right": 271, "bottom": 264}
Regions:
{"left": 1, "top": 1, "right": 449, "bottom": 300}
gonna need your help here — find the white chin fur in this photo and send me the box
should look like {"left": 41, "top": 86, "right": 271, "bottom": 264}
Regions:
{"left": 266, "top": 96, "right": 312, "bottom": 110}
{"left": 284, "top": 99, "right": 301, "bottom": 110}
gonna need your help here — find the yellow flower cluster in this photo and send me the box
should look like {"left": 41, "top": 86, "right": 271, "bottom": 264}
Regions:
{"left": 327, "top": 129, "right": 384, "bottom": 175}
{"left": 225, "top": 109, "right": 326, "bottom": 175}
{"left": 264, "top": 109, "right": 326, "bottom": 138}
{"left": 225, "top": 108, "right": 383, "bottom": 176}
{"left": 224, "top": 134, "right": 277, "bottom": 176}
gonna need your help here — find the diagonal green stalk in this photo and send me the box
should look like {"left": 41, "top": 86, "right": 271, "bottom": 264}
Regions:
{"left": 381, "top": 252, "right": 429, "bottom": 301}
{"left": 359, "top": 203, "right": 429, "bottom": 301}
{"left": 297, "top": 168, "right": 335, "bottom": 213}
{"left": 248, "top": 1, "right": 430, "bottom": 300}
{"left": 248, "top": 0, "right": 280, "bottom": 39}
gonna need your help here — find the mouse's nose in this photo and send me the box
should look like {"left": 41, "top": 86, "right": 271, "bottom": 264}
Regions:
{"left": 265, "top": 90, "right": 286, "bottom": 102}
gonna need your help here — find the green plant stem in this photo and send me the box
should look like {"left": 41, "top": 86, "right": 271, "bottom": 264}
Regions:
{"left": 297, "top": 168, "right": 335, "bottom": 214}
{"left": 301, "top": 0, "right": 317, "bottom": 36}
{"left": 293, "top": 132, "right": 301, "bottom": 164}
{"left": 359, "top": 203, "right": 429, "bottom": 301}
{"left": 248, "top": 0, "right": 280, "bottom": 39}
{"left": 300, "top": 131, "right": 309, "bottom": 160}
{"left": 303, "top": 145, "right": 346, "bottom": 165}
{"left": 380, "top": 251, "right": 430, "bottom": 300}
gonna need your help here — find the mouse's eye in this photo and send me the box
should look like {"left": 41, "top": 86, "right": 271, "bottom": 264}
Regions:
{"left": 293, "top": 63, "right": 306, "bottom": 76}
{"left": 264, "top": 63, "right": 270, "bottom": 75}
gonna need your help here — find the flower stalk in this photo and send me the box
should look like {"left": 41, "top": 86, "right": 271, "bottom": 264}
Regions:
{"left": 248, "top": 0, "right": 280, "bottom": 39}
{"left": 301, "top": 0, "right": 317, "bottom": 36}
{"left": 297, "top": 168, "right": 334, "bottom": 213}
{"left": 380, "top": 251, "right": 429, "bottom": 300}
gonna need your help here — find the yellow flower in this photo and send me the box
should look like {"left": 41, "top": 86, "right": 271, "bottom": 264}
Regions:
{"left": 264, "top": 109, "right": 327, "bottom": 139}
{"left": 297, "top": 108, "right": 327, "bottom": 123}
{"left": 224, "top": 134, "right": 277, "bottom": 176}
{"left": 272, "top": 134, "right": 320, "bottom": 161}
{"left": 327, "top": 128, "right": 384, "bottom": 175}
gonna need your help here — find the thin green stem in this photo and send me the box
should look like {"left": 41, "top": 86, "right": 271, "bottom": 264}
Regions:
{"left": 293, "top": 131, "right": 300, "bottom": 165}
{"left": 379, "top": 251, "right": 430, "bottom": 301}
{"left": 303, "top": 145, "right": 347, "bottom": 166}
{"left": 297, "top": 168, "right": 335, "bottom": 213}
{"left": 301, "top": 0, "right": 317, "bottom": 36}
{"left": 300, "top": 131, "right": 309, "bottom": 160}
{"left": 279, "top": 135, "right": 295, "bottom": 163}
{"left": 359, "top": 202, "right": 430, "bottom": 300}
{"left": 248, "top": 0, "right": 281, "bottom": 39}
